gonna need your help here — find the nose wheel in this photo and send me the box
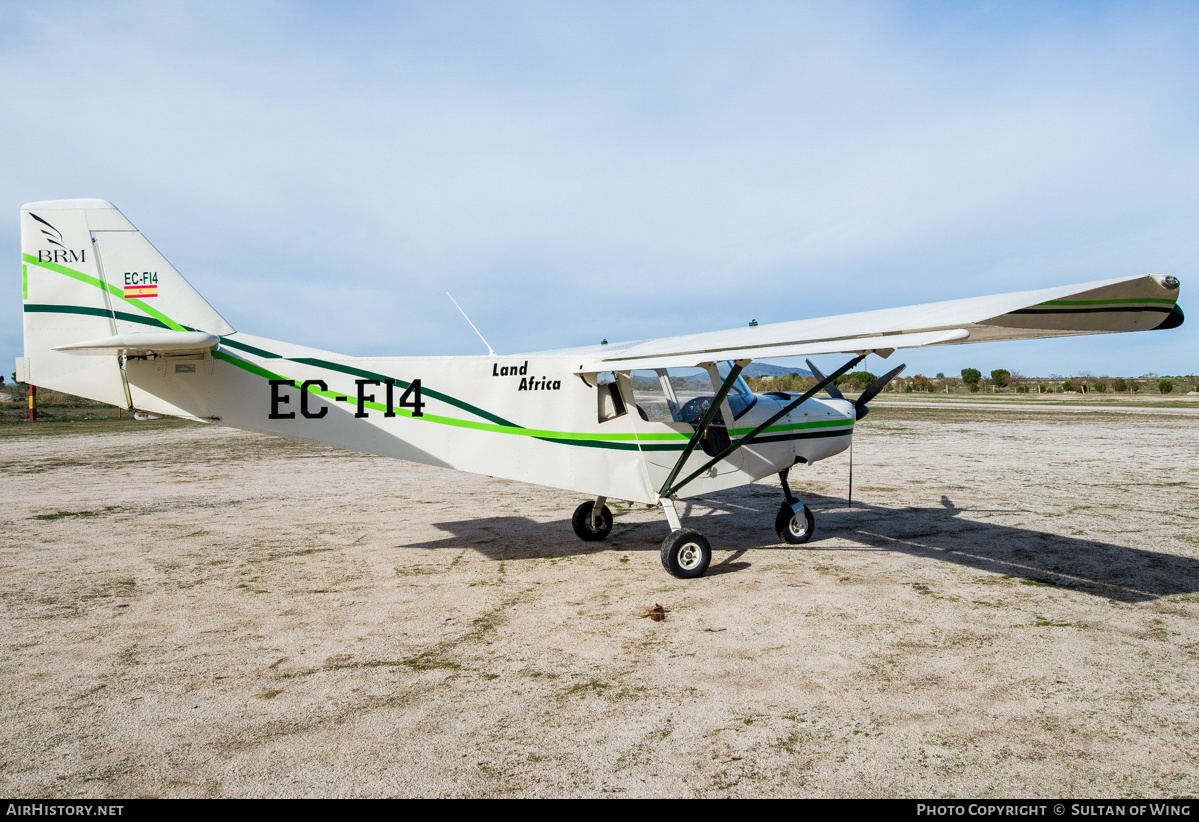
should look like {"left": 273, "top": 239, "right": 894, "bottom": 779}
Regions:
{"left": 776, "top": 467, "right": 815, "bottom": 545}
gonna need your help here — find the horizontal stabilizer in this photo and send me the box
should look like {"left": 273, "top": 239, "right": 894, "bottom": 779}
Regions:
{"left": 53, "top": 331, "right": 220, "bottom": 356}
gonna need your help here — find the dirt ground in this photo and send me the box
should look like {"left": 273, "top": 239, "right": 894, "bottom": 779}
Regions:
{"left": 1, "top": 406, "right": 1197, "bottom": 798}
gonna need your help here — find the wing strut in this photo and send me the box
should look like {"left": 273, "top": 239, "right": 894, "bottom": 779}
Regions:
{"left": 662, "top": 354, "right": 865, "bottom": 498}
{"left": 657, "top": 360, "right": 747, "bottom": 497}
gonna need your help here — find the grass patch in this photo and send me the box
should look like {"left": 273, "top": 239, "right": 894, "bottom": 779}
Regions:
{"left": 33, "top": 510, "right": 99, "bottom": 521}
{"left": 565, "top": 679, "right": 608, "bottom": 697}
{"left": 1034, "top": 617, "right": 1075, "bottom": 628}
{"left": 401, "top": 651, "right": 461, "bottom": 671}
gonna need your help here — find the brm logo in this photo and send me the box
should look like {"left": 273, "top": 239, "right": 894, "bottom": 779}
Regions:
{"left": 29, "top": 212, "right": 86, "bottom": 264}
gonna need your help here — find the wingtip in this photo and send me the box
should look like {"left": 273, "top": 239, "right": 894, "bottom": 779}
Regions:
{"left": 1156, "top": 303, "right": 1185, "bottom": 330}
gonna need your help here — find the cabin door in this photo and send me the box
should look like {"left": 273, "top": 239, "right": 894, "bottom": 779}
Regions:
{"left": 627, "top": 367, "right": 744, "bottom": 487}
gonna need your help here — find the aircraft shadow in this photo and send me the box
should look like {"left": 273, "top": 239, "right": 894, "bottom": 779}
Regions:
{"left": 409, "top": 491, "right": 1199, "bottom": 601}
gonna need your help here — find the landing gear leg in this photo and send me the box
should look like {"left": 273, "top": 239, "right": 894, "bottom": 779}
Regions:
{"left": 776, "top": 468, "right": 815, "bottom": 545}
{"left": 658, "top": 497, "right": 711, "bottom": 579}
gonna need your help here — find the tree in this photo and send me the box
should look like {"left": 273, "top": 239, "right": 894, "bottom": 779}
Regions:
{"left": 1113, "top": 377, "right": 1128, "bottom": 393}
{"left": 1159, "top": 379, "right": 1175, "bottom": 394}
{"left": 991, "top": 369, "right": 1010, "bottom": 389}
{"left": 1128, "top": 379, "right": 1141, "bottom": 394}
{"left": 961, "top": 368, "right": 981, "bottom": 386}
{"left": 836, "top": 371, "right": 878, "bottom": 392}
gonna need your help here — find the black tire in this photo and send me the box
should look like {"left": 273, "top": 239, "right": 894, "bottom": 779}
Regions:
{"left": 571, "top": 501, "right": 613, "bottom": 542}
{"left": 775, "top": 501, "right": 815, "bottom": 545}
{"left": 660, "top": 529, "right": 712, "bottom": 579}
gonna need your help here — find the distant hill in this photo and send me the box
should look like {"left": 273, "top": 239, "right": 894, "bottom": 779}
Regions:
{"left": 742, "top": 362, "right": 813, "bottom": 378}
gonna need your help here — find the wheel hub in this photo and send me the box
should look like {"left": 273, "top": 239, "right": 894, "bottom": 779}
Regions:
{"left": 789, "top": 516, "right": 805, "bottom": 537}
{"left": 678, "top": 542, "right": 702, "bottom": 570}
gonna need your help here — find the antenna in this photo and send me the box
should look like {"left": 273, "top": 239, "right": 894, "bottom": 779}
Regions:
{"left": 447, "top": 293, "right": 496, "bottom": 356}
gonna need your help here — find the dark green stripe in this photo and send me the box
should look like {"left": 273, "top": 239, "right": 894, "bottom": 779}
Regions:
{"left": 25, "top": 303, "right": 174, "bottom": 330}
{"left": 289, "top": 356, "right": 519, "bottom": 428}
{"left": 753, "top": 429, "right": 852, "bottom": 445}
{"left": 220, "top": 337, "right": 282, "bottom": 358}
{"left": 24, "top": 304, "right": 112, "bottom": 321}
{"left": 24, "top": 306, "right": 850, "bottom": 454}
{"left": 637, "top": 427, "right": 851, "bottom": 452}
{"left": 538, "top": 437, "right": 642, "bottom": 451}
{"left": 22, "top": 304, "right": 520, "bottom": 430}
{"left": 1009, "top": 306, "right": 1174, "bottom": 316}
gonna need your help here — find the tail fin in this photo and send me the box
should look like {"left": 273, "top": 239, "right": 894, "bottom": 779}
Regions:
{"left": 20, "top": 199, "right": 233, "bottom": 407}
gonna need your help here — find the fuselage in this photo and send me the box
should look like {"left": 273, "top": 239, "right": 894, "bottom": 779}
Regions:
{"left": 120, "top": 331, "right": 854, "bottom": 504}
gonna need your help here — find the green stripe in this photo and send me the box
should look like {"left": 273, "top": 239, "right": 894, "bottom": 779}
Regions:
{"left": 731, "top": 418, "right": 852, "bottom": 436}
{"left": 753, "top": 428, "right": 852, "bottom": 445}
{"left": 214, "top": 347, "right": 849, "bottom": 450}
{"left": 23, "top": 254, "right": 185, "bottom": 331}
{"left": 22, "top": 264, "right": 28, "bottom": 300}
{"left": 24, "top": 276, "right": 855, "bottom": 452}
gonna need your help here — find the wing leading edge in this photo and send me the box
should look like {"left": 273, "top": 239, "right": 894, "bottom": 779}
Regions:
{"left": 571, "top": 274, "right": 1182, "bottom": 373}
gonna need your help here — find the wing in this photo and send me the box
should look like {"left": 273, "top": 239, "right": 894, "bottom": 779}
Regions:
{"left": 569, "top": 274, "right": 1182, "bottom": 373}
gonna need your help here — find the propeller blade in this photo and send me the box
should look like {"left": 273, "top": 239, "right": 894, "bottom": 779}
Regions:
{"left": 855, "top": 363, "right": 906, "bottom": 420}
{"left": 805, "top": 359, "right": 845, "bottom": 400}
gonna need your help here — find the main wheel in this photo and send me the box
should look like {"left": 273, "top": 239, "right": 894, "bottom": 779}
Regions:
{"left": 775, "top": 501, "right": 815, "bottom": 545}
{"left": 571, "top": 501, "right": 613, "bottom": 542}
{"left": 660, "top": 529, "right": 712, "bottom": 579}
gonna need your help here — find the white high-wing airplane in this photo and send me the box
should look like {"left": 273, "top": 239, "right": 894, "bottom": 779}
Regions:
{"left": 18, "top": 200, "right": 1185, "bottom": 578}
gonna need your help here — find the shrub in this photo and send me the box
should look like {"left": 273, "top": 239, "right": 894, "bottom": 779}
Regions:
{"left": 1159, "top": 379, "right": 1175, "bottom": 394}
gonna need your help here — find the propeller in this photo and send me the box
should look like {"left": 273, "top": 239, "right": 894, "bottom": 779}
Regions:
{"left": 854, "top": 363, "right": 906, "bottom": 420}
{"left": 805, "top": 359, "right": 845, "bottom": 400}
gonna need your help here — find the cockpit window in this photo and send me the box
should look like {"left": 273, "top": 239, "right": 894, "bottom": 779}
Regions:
{"left": 596, "top": 371, "right": 627, "bottom": 422}
{"left": 630, "top": 368, "right": 727, "bottom": 426}
{"left": 717, "top": 362, "right": 757, "bottom": 419}
{"left": 666, "top": 367, "right": 720, "bottom": 424}
{"left": 629, "top": 370, "right": 676, "bottom": 423}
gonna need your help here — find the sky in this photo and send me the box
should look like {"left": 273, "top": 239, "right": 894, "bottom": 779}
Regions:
{"left": 3, "top": 0, "right": 1197, "bottom": 381}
